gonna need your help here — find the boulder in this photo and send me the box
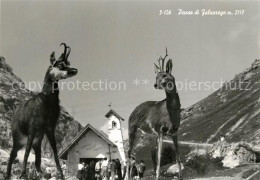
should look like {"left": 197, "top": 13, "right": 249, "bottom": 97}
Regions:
{"left": 164, "top": 163, "right": 185, "bottom": 175}
{"left": 208, "top": 141, "right": 256, "bottom": 168}
{"left": 222, "top": 144, "right": 256, "bottom": 168}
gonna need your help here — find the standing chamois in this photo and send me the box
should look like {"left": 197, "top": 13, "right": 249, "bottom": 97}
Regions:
{"left": 127, "top": 49, "right": 182, "bottom": 180}
{"left": 5, "top": 43, "right": 78, "bottom": 180}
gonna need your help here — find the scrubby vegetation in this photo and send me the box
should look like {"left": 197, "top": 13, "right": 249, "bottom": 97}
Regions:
{"left": 184, "top": 154, "right": 224, "bottom": 177}
{"left": 161, "top": 146, "right": 176, "bottom": 166}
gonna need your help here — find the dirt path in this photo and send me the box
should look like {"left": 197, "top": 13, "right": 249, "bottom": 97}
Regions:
{"left": 163, "top": 140, "right": 213, "bottom": 147}
{"left": 191, "top": 177, "right": 237, "bottom": 180}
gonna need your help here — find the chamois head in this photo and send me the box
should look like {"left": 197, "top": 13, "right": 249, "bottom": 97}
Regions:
{"left": 49, "top": 43, "right": 78, "bottom": 81}
{"left": 154, "top": 48, "right": 176, "bottom": 93}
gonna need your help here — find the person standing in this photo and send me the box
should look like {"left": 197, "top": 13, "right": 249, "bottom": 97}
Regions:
{"left": 110, "top": 159, "right": 116, "bottom": 180}
{"left": 89, "top": 161, "right": 95, "bottom": 180}
{"left": 77, "top": 162, "right": 85, "bottom": 180}
{"left": 101, "top": 158, "right": 109, "bottom": 180}
{"left": 115, "top": 159, "right": 122, "bottom": 180}
{"left": 84, "top": 163, "right": 90, "bottom": 180}
{"left": 130, "top": 157, "right": 138, "bottom": 180}
{"left": 122, "top": 161, "right": 127, "bottom": 180}
{"left": 95, "top": 160, "right": 102, "bottom": 180}
{"left": 61, "top": 161, "right": 67, "bottom": 177}
{"left": 131, "top": 163, "right": 138, "bottom": 180}
{"left": 107, "top": 160, "right": 111, "bottom": 180}
{"left": 138, "top": 160, "right": 145, "bottom": 180}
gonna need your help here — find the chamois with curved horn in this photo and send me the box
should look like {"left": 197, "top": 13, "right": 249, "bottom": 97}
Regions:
{"left": 126, "top": 48, "right": 182, "bottom": 180}
{"left": 5, "top": 43, "right": 78, "bottom": 180}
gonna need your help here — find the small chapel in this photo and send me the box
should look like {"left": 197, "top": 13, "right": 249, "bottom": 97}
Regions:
{"left": 59, "top": 108, "right": 126, "bottom": 176}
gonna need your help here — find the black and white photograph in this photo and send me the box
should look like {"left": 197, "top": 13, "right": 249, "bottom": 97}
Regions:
{"left": 0, "top": 0, "right": 260, "bottom": 180}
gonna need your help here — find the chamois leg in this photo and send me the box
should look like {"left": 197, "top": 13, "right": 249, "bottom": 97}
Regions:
{"left": 33, "top": 145, "right": 43, "bottom": 177}
{"left": 5, "top": 144, "right": 21, "bottom": 179}
{"left": 46, "top": 130, "right": 64, "bottom": 180}
{"left": 151, "top": 138, "right": 157, "bottom": 175}
{"left": 151, "top": 147, "right": 157, "bottom": 175}
{"left": 172, "top": 135, "right": 182, "bottom": 180}
{"left": 156, "top": 133, "right": 163, "bottom": 180}
{"left": 19, "top": 134, "right": 35, "bottom": 179}
{"left": 124, "top": 151, "right": 130, "bottom": 180}
{"left": 124, "top": 150, "right": 130, "bottom": 180}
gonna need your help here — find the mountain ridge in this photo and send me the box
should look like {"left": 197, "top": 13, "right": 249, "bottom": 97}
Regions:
{"left": 128, "top": 58, "right": 260, "bottom": 173}
{"left": 179, "top": 59, "right": 260, "bottom": 144}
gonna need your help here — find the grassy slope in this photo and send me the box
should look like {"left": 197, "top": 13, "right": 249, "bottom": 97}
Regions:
{"left": 130, "top": 60, "right": 260, "bottom": 179}
{"left": 179, "top": 60, "right": 260, "bottom": 144}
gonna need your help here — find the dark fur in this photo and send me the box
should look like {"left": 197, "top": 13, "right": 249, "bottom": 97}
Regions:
{"left": 128, "top": 94, "right": 181, "bottom": 153}
{"left": 127, "top": 57, "right": 182, "bottom": 179}
{"left": 6, "top": 43, "right": 77, "bottom": 179}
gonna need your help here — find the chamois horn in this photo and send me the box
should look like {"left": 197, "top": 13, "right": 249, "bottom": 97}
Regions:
{"left": 66, "top": 46, "right": 71, "bottom": 60}
{"left": 60, "top": 43, "right": 69, "bottom": 61}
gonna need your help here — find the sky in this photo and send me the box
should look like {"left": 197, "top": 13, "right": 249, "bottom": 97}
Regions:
{"left": 1, "top": 0, "right": 260, "bottom": 138}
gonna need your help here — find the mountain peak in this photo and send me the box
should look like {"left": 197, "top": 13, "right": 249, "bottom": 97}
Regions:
{"left": 252, "top": 59, "right": 260, "bottom": 69}
{"left": 0, "top": 57, "right": 13, "bottom": 74}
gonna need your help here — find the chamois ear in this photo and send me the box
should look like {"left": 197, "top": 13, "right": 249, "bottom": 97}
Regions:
{"left": 166, "top": 59, "right": 172, "bottom": 74}
{"left": 50, "top": 52, "right": 56, "bottom": 65}
{"left": 154, "top": 63, "right": 160, "bottom": 74}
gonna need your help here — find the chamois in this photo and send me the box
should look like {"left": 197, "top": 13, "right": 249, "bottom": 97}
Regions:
{"left": 5, "top": 43, "right": 78, "bottom": 179}
{"left": 127, "top": 49, "right": 182, "bottom": 180}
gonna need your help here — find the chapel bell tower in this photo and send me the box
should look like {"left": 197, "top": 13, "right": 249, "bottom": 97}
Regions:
{"left": 105, "top": 105, "right": 126, "bottom": 162}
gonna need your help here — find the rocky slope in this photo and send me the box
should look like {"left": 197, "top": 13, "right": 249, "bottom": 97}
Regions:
{"left": 0, "top": 57, "right": 83, "bottom": 156}
{"left": 129, "top": 59, "right": 260, "bottom": 172}
{"left": 179, "top": 59, "right": 260, "bottom": 145}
